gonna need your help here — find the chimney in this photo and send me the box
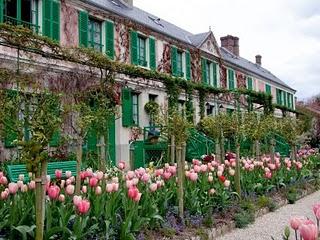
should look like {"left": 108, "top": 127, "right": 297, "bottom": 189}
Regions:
{"left": 121, "top": 0, "right": 133, "bottom": 7}
{"left": 220, "top": 35, "right": 239, "bottom": 56}
{"left": 255, "top": 55, "right": 262, "bottom": 66}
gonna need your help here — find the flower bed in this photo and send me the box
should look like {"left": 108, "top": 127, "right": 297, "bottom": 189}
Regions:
{"left": 0, "top": 149, "right": 319, "bottom": 239}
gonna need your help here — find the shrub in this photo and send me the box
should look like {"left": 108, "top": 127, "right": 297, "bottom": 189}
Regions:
{"left": 234, "top": 210, "right": 255, "bottom": 228}
{"left": 286, "top": 187, "right": 297, "bottom": 204}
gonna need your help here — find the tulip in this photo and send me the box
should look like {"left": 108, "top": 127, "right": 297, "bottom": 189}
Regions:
{"left": 0, "top": 176, "right": 8, "bottom": 185}
{"left": 127, "top": 171, "right": 135, "bottom": 179}
{"left": 76, "top": 199, "right": 90, "bottom": 215}
{"left": 28, "top": 180, "right": 36, "bottom": 190}
{"left": 17, "top": 180, "right": 24, "bottom": 189}
{"left": 21, "top": 184, "right": 28, "bottom": 192}
{"left": 118, "top": 160, "right": 126, "bottom": 170}
{"left": 0, "top": 172, "right": 3, "bottom": 178}
{"left": 1, "top": 189, "right": 9, "bottom": 200}
{"left": 192, "top": 159, "right": 201, "bottom": 166}
{"left": 141, "top": 173, "right": 150, "bottom": 183}
{"left": 96, "top": 171, "right": 104, "bottom": 180}
{"left": 82, "top": 185, "right": 87, "bottom": 194}
{"left": 228, "top": 169, "right": 235, "bottom": 176}
{"left": 69, "top": 176, "right": 75, "bottom": 183}
{"left": 209, "top": 188, "right": 216, "bottom": 195}
{"left": 299, "top": 223, "right": 318, "bottom": 240}
{"left": 8, "top": 183, "right": 19, "bottom": 194}
{"left": 55, "top": 170, "right": 62, "bottom": 179}
{"left": 208, "top": 175, "right": 213, "bottom": 182}
{"left": 219, "top": 176, "right": 226, "bottom": 183}
{"left": 48, "top": 185, "right": 60, "bottom": 200}
{"left": 155, "top": 169, "right": 164, "bottom": 177}
{"left": 95, "top": 186, "right": 102, "bottom": 195}
{"left": 163, "top": 171, "right": 171, "bottom": 180}
{"left": 132, "top": 178, "right": 139, "bottom": 186}
{"left": 126, "top": 180, "right": 133, "bottom": 188}
{"left": 112, "top": 183, "right": 119, "bottom": 192}
{"left": 89, "top": 177, "right": 98, "bottom": 188}
{"left": 169, "top": 166, "right": 177, "bottom": 175}
{"left": 264, "top": 171, "right": 272, "bottom": 179}
{"left": 200, "top": 164, "right": 208, "bottom": 172}
{"left": 59, "top": 194, "right": 65, "bottom": 202}
{"left": 193, "top": 165, "right": 201, "bottom": 173}
{"left": 85, "top": 168, "right": 93, "bottom": 177}
{"left": 66, "top": 184, "right": 75, "bottom": 195}
{"left": 149, "top": 183, "right": 157, "bottom": 192}
{"left": 106, "top": 183, "right": 113, "bottom": 193}
{"left": 128, "top": 186, "right": 141, "bottom": 201}
{"left": 66, "top": 179, "right": 72, "bottom": 186}
{"left": 18, "top": 174, "right": 24, "bottom": 181}
{"left": 224, "top": 180, "right": 230, "bottom": 188}
{"left": 133, "top": 192, "right": 142, "bottom": 202}
{"left": 73, "top": 195, "right": 82, "bottom": 206}
{"left": 217, "top": 171, "right": 223, "bottom": 177}
{"left": 65, "top": 171, "right": 72, "bottom": 178}
{"left": 290, "top": 217, "right": 304, "bottom": 230}
{"left": 189, "top": 172, "right": 198, "bottom": 181}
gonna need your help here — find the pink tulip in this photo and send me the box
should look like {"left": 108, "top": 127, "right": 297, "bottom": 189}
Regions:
{"left": 66, "top": 179, "right": 72, "bottom": 186}
{"left": 0, "top": 172, "right": 3, "bottom": 178}
{"left": 96, "top": 171, "right": 104, "bottom": 180}
{"left": 169, "top": 166, "right": 177, "bottom": 175}
{"left": 313, "top": 203, "right": 320, "bottom": 216}
{"left": 60, "top": 180, "right": 65, "bottom": 189}
{"left": 0, "top": 176, "right": 8, "bottom": 185}
{"left": 132, "top": 178, "right": 139, "bottom": 186}
{"left": 65, "top": 171, "right": 72, "bottom": 178}
{"left": 155, "top": 169, "right": 164, "bottom": 177}
{"left": 127, "top": 171, "right": 135, "bottom": 180}
{"left": 17, "top": 180, "right": 24, "bottom": 189}
{"left": 126, "top": 180, "right": 133, "bottom": 188}
{"left": 189, "top": 172, "right": 198, "bottom": 182}
{"left": 82, "top": 185, "right": 87, "bottom": 194}
{"left": 76, "top": 199, "right": 90, "bottom": 215}
{"left": 163, "top": 171, "right": 172, "bottom": 180}
{"left": 28, "top": 180, "right": 36, "bottom": 190}
{"left": 149, "top": 183, "right": 157, "bottom": 192}
{"left": 290, "top": 217, "right": 304, "bottom": 230}
{"left": 55, "top": 170, "right": 62, "bottom": 179}
{"left": 89, "top": 177, "right": 98, "bottom": 188}
{"left": 224, "top": 180, "right": 231, "bottom": 188}
{"left": 1, "top": 189, "right": 9, "bottom": 200}
{"left": 66, "top": 184, "right": 75, "bottom": 195}
{"left": 133, "top": 192, "right": 142, "bottom": 202}
{"left": 217, "top": 171, "right": 223, "bottom": 177}
{"left": 73, "top": 195, "right": 82, "bottom": 206}
{"left": 118, "top": 160, "right": 126, "bottom": 170}
{"left": 47, "top": 185, "right": 60, "bottom": 200}
{"left": 192, "top": 159, "right": 201, "bottom": 166}
{"left": 193, "top": 165, "right": 201, "bottom": 173}
{"left": 141, "top": 173, "right": 150, "bottom": 183}
{"left": 95, "top": 186, "right": 102, "bottom": 195}
{"left": 128, "top": 186, "right": 141, "bottom": 202}
{"left": 200, "top": 164, "right": 208, "bottom": 173}
{"left": 85, "top": 168, "right": 93, "bottom": 177}
{"left": 8, "top": 183, "right": 19, "bottom": 194}
{"left": 106, "top": 184, "right": 113, "bottom": 193}
{"left": 58, "top": 194, "right": 65, "bottom": 202}
{"left": 299, "top": 223, "right": 318, "bottom": 240}
{"left": 112, "top": 183, "right": 119, "bottom": 192}
{"left": 264, "top": 171, "right": 272, "bottom": 179}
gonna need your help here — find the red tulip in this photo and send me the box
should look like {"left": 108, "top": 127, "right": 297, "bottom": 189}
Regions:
{"left": 219, "top": 176, "right": 226, "bottom": 183}
{"left": 76, "top": 199, "right": 90, "bottom": 215}
{"left": 55, "top": 169, "right": 62, "bottom": 179}
{"left": 48, "top": 185, "right": 60, "bottom": 200}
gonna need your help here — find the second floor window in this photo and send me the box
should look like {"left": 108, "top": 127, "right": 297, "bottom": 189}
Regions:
{"left": 228, "top": 69, "right": 235, "bottom": 90}
{"left": 171, "top": 46, "right": 191, "bottom": 79}
{"left": 2, "top": 0, "right": 39, "bottom": 32}
{"left": 88, "top": 18, "right": 102, "bottom": 52}
{"left": 247, "top": 77, "right": 253, "bottom": 90}
{"left": 138, "top": 35, "right": 147, "bottom": 67}
{"left": 201, "top": 59, "right": 218, "bottom": 87}
{"left": 176, "top": 50, "right": 183, "bottom": 77}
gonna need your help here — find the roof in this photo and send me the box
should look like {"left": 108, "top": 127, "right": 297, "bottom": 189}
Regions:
{"left": 220, "top": 47, "right": 296, "bottom": 92}
{"left": 86, "top": 0, "right": 295, "bottom": 92}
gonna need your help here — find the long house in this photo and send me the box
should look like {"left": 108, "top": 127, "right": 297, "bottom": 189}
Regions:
{"left": 0, "top": 0, "right": 296, "bottom": 165}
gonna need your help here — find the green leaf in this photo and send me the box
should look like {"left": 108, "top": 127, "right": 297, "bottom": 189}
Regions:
{"left": 13, "top": 225, "right": 36, "bottom": 240}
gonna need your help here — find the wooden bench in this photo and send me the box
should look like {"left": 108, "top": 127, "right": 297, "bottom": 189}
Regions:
{"left": 6, "top": 161, "right": 77, "bottom": 182}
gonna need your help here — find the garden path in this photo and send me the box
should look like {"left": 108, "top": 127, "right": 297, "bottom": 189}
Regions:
{"left": 217, "top": 190, "right": 320, "bottom": 240}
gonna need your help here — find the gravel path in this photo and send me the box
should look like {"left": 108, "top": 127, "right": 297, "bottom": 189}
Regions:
{"left": 216, "top": 190, "right": 320, "bottom": 240}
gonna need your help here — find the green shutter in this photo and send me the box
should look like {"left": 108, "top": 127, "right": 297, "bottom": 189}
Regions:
{"left": 265, "top": 84, "right": 271, "bottom": 95}
{"left": 122, "top": 88, "right": 133, "bottom": 127}
{"left": 228, "top": 69, "right": 234, "bottom": 90}
{"left": 283, "top": 92, "right": 287, "bottom": 106}
{"left": 43, "top": 0, "right": 52, "bottom": 37}
{"left": 78, "top": 11, "right": 88, "bottom": 47}
{"left": 149, "top": 37, "right": 156, "bottom": 70}
{"left": 105, "top": 20, "right": 114, "bottom": 59}
{"left": 0, "top": 0, "right": 3, "bottom": 23}
{"left": 185, "top": 50, "right": 191, "bottom": 80}
{"left": 213, "top": 62, "right": 218, "bottom": 87}
{"left": 51, "top": 0, "right": 60, "bottom": 41}
{"left": 130, "top": 30, "right": 138, "bottom": 65}
{"left": 291, "top": 94, "right": 294, "bottom": 109}
{"left": 247, "top": 77, "right": 253, "bottom": 90}
{"left": 201, "top": 58, "right": 207, "bottom": 84}
{"left": 287, "top": 92, "right": 290, "bottom": 108}
{"left": 171, "top": 46, "right": 177, "bottom": 76}
{"left": 87, "top": 126, "right": 97, "bottom": 152}
{"left": 276, "top": 89, "right": 281, "bottom": 104}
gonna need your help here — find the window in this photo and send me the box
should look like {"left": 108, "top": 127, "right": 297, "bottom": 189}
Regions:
{"left": 2, "top": 0, "right": 39, "bottom": 32}
{"left": 88, "top": 18, "right": 102, "bottom": 52}
{"left": 177, "top": 50, "right": 183, "bottom": 77}
{"left": 247, "top": 77, "right": 253, "bottom": 90}
{"left": 265, "top": 84, "right": 271, "bottom": 95}
{"left": 276, "top": 89, "right": 283, "bottom": 105}
{"left": 201, "top": 59, "right": 218, "bottom": 87}
{"left": 132, "top": 93, "right": 139, "bottom": 126}
{"left": 137, "top": 35, "right": 147, "bottom": 67}
{"left": 205, "top": 61, "right": 211, "bottom": 84}
{"left": 206, "top": 103, "right": 215, "bottom": 116}
{"left": 228, "top": 69, "right": 235, "bottom": 90}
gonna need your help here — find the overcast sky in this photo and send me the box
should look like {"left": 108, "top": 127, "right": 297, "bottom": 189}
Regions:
{"left": 134, "top": 0, "right": 320, "bottom": 100}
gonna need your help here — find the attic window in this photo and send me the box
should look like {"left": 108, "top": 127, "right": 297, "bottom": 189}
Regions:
{"left": 111, "top": 0, "right": 120, "bottom": 6}
{"left": 148, "top": 16, "right": 164, "bottom": 28}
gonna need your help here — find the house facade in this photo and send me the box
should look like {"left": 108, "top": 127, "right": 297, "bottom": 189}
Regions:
{"left": 0, "top": 0, "right": 296, "bottom": 165}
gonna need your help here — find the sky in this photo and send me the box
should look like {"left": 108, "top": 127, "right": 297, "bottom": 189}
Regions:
{"left": 134, "top": 0, "right": 320, "bottom": 100}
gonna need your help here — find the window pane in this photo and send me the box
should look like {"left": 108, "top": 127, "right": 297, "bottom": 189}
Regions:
{"left": 88, "top": 18, "right": 102, "bottom": 52}
{"left": 5, "top": 0, "right": 17, "bottom": 19}
{"left": 138, "top": 36, "right": 146, "bottom": 66}
{"left": 21, "top": 0, "right": 32, "bottom": 23}
{"left": 177, "top": 52, "right": 183, "bottom": 75}
{"left": 206, "top": 62, "right": 211, "bottom": 85}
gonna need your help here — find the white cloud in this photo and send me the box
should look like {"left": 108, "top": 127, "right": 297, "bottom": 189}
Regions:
{"left": 134, "top": 0, "right": 320, "bottom": 99}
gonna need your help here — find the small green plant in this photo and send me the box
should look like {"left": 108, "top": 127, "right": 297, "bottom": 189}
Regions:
{"left": 257, "top": 196, "right": 270, "bottom": 208}
{"left": 203, "top": 214, "right": 214, "bottom": 228}
{"left": 144, "top": 101, "right": 159, "bottom": 116}
{"left": 234, "top": 210, "right": 255, "bottom": 228}
{"left": 240, "top": 200, "right": 256, "bottom": 212}
{"left": 286, "top": 187, "right": 297, "bottom": 204}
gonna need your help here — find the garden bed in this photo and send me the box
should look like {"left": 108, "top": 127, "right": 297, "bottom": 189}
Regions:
{"left": 141, "top": 179, "right": 319, "bottom": 240}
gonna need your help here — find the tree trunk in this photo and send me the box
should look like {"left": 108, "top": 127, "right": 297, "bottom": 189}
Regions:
{"left": 170, "top": 135, "right": 175, "bottom": 164}
{"left": 270, "top": 138, "right": 276, "bottom": 163}
{"left": 255, "top": 140, "right": 260, "bottom": 161}
{"left": 75, "top": 138, "right": 83, "bottom": 195}
{"left": 235, "top": 141, "right": 241, "bottom": 199}
{"left": 176, "top": 145, "right": 184, "bottom": 220}
{"left": 220, "top": 133, "right": 225, "bottom": 162}
{"left": 35, "top": 160, "right": 47, "bottom": 240}
{"left": 291, "top": 144, "right": 297, "bottom": 161}
{"left": 99, "top": 135, "right": 106, "bottom": 171}
{"left": 215, "top": 141, "right": 221, "bottom": 162}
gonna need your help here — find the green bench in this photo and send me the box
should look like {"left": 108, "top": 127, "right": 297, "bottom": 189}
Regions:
{"left": 6, "top": 161, "right": 77, "bottom": 182}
